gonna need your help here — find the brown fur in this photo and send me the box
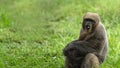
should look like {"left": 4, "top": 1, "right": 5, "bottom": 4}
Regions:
{"left": 63, "top": 12, "right": 108, "bottom": 68}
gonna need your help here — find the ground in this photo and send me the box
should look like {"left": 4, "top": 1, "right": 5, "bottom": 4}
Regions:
{"left": 0, "top": 0, "right": 120, "bottom": 68}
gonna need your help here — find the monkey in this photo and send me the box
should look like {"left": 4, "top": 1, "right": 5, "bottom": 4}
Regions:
{"left": 63, "top": 12, "right": 108, "bottom": 68}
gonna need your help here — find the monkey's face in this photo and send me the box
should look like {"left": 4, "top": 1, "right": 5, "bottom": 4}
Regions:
{"left": 83, "top": 19, "right": 95, "bottom": 33}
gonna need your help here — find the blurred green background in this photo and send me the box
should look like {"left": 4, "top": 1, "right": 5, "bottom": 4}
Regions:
{"left": 0, "top": 0, "right": 120, "bottom": 68}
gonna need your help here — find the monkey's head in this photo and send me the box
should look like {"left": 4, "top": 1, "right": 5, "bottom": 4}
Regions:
{"left": 82, "top": 12, "right": 100, "bottom": 33}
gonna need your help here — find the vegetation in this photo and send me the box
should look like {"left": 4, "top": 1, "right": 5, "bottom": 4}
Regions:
{"left": 0, "top": 0, "right": 120, "bottom": 68}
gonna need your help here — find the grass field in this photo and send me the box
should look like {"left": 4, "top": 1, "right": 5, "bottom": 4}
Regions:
{"left": 0, "top": 0, "right": 120, "bottom": 68}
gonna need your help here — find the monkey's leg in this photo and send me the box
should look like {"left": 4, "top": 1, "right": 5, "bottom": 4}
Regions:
{"left": 81, "top": 53, "right": 99, "bottom": 68}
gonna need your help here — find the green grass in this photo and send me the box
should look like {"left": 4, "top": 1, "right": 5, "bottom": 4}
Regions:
{"left": 0, "top": 0, "right": 120, "bottom": 68}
